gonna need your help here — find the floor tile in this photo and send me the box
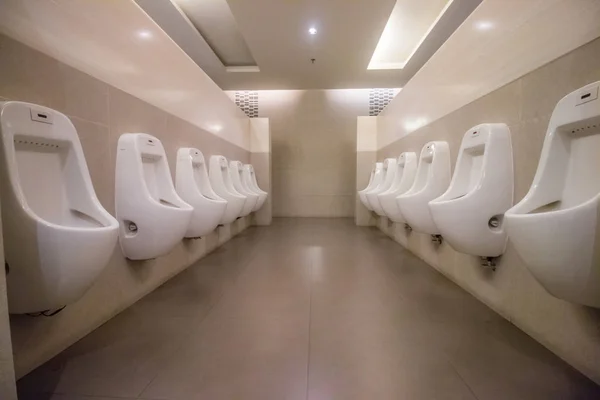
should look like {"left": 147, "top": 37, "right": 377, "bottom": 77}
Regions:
{"left": 17, "top": 218, "right": 600, "bottom": 400}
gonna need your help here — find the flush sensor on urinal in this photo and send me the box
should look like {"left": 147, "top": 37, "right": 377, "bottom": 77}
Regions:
{"left": 0, "top": 102, "right": 119, "bottom": 313}
{"left": 176, "top": 148, "right": 227, "bottom": 238}
{"left": 429, "top": 124, "right": 513, "bottom": 266}
{"left": 116, "top": 133, "right": 193, "bottom": 260}
{"left": 505, "top": 81, "right": 600, "bottom": 307}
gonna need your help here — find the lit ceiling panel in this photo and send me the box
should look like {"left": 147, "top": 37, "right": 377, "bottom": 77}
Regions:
{"left": 368, "top": 0, "right": 454, "bottom": 70}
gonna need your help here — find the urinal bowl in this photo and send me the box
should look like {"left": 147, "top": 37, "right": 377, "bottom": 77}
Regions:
{"left": 118, "top": 201, "right": 192, "bottom": 260}
{"left": 397, "top": 192, "right": 440, "bottom": 234}
{"left": 0, "top": 101, "right": 119, "bottom": 313}
{"left": 429, "top": 196, "right": 508, "bottom": 257}
{"left": 378, "top": 191, "right": 406, "bottom": 223}
{"left": 504, "top": 81, "right": 600, "bottom": 306}
{"left": 366, "top": 192, "right": 386, "bottom": 216}
{"left": 4, "top": 215, "right": 117, "bottom": 313}
{"left": 505, "top": 198, "right": 600, "bottom": 307}
{"left": 176, "top": 148, "right": 227, "bottom": 238}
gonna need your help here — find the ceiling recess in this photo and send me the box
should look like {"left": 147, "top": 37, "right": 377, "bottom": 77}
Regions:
{"left": 172, "top": 0, "right": 258, "bottom": 69}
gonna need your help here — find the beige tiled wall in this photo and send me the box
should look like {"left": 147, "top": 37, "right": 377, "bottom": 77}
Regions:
{"left": 256, "top": 89, "right": 369, "bottom": 217}
{"left": 0, "top": 34, "right": 252, "bottom": 378}
{"left": 376, "top": 37, "right": 600, "bottom": 383}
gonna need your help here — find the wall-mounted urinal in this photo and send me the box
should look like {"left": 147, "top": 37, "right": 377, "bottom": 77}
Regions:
{"left": 397, "top": 141, "right": 451, "bottom": 237}
{"left": 209, "top": 155, "right": 246, "bottom": 224}
{"left": 366, "top": 158, "right": 397, "bottom": 216}
{"left": 230, "top": 160, "right": 258, "bottom": 216}
{"left": 378, "top": 152, "right": 418, "bottom": 223}
{"left": 175, "top": 148, "right": 227, "bottom": 238}
{"left": 505, "top": 81, "right": 600, "bottom": 306}
{"left": 116, "top": 133, "right": 193, "bottom": 260}
{"left": 243, "top": 164, "right": 267, "bottom": 211}
{"left": 429, "top": 124, "right": 513, "bottom": 266}
{"left": 0, "top": 101, "right": 119, "bottom": 313}
{"left": 358, "top": 162, "right": 383, "bottom": 211}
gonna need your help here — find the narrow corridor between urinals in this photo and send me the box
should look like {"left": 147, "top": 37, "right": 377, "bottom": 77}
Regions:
{"left": 0, "top": 1, "right": 600, "bottom": 399}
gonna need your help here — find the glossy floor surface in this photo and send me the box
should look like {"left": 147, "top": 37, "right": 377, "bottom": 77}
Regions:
{"left": 18, "top": 218, "right": 600, "bottom": 399}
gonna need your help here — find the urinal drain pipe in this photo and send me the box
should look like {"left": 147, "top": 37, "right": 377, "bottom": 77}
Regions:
{"left": 431, "top": 234, "right": 443, "bottom": 245}
{"left": 480, "top": 256, "right": 497, "bottom": 271}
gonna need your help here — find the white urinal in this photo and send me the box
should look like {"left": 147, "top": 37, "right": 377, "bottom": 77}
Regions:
{"left": 358, "top": 163, "right": 377, "bottom": 211}
{"left": 243, "top": 164, "right": 267, "bottom": 211}
{"left": 378, "top": 152, "right": 418, "bottom": 223}
{"left": 429, "top": 124, "right": 513, "bottom": 259}
{"left": 209, "top": 155, "right": 246, "bottom": 224}
{"left": 175, "top": 148, "right": 227, "bottom": 238}
{"left": 358, "top": 162, "right": 383, "bottom": 211}
{"left": 230, "top": 161, "right": 258, "bottom": 216}
{"left": 366, "top": 158, "right": 397, "bottom": 216}
{"left": 116, "top": 133, "right": 193, "bottom": 260}
{"left": 397, "top": 141, "right": 451, "bottom": 235}
{"left": 505, "top": 81, "right": 600, "bottom": 306}
{"left": 0, "top": 101, "right": 119, "bottom": 313}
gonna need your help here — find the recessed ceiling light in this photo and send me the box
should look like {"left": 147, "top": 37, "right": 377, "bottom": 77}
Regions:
{"left": 137, "top": 29, "right": 153, "bottom": 39}
{"left": 475, "top": 21, "right": 494, "bottom": 31}
{"left": 308, "top": 27, "right": 317, "bottom": 35}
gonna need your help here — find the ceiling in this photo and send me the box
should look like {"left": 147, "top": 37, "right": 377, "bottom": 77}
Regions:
{"left": 137, "top": 0, "right": 482, "bottom": 90}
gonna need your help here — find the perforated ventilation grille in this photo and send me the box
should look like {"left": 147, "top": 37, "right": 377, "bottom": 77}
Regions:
{"left": 369, "top": 88, "right": 395, "bottom": 116}
{"left": 235, "top": 91, "right": 259, "bottom": 118}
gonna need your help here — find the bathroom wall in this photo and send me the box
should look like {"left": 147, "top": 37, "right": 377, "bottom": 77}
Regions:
{"left": 376, "top": 37, "right": 600, "bottom": 383}
{"left": 0, "top": 34, "right": 255, "bottom": 378}
{"left": 228, "top": 89, "right": 371, "bottom": 217}
{"left": 0, "top": 213, "right": 16, "bottom": 398}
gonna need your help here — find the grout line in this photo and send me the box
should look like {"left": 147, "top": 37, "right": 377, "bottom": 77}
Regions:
{"left": 305, "top": 242, "right": 314, "bottom": 400}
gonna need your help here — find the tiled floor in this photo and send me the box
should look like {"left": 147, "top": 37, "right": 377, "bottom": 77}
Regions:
{"left": 17, "top": 218, "right": 600, "bottom": 399}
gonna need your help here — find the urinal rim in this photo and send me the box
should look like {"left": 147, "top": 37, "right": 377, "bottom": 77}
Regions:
{"left": 0, "top": 101, "right": 119, "bottom": 232}
{"left": 505, "top": 192, "right": 600, "bottom": 219}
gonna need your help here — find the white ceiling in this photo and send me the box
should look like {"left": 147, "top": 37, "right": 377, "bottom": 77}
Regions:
{"left": 138, "top": 0, "right": 482, "bottom": 90}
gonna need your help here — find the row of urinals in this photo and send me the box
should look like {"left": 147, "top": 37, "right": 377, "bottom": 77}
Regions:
{"left": 359, "top": 81, "right": 600, "bottom": 308}
{"left": 0, "top": 101, "right": 267, "bottom": 314}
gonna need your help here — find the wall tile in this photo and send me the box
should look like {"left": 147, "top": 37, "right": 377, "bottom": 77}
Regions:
{"left": 60, "top": 64, "right": 109, "bottom": 126}
{"left": 71, "top": 117, "right": 114, "bottom": 214}
{"left": 0, "top": 35, "right": 65, "bottom": 111}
